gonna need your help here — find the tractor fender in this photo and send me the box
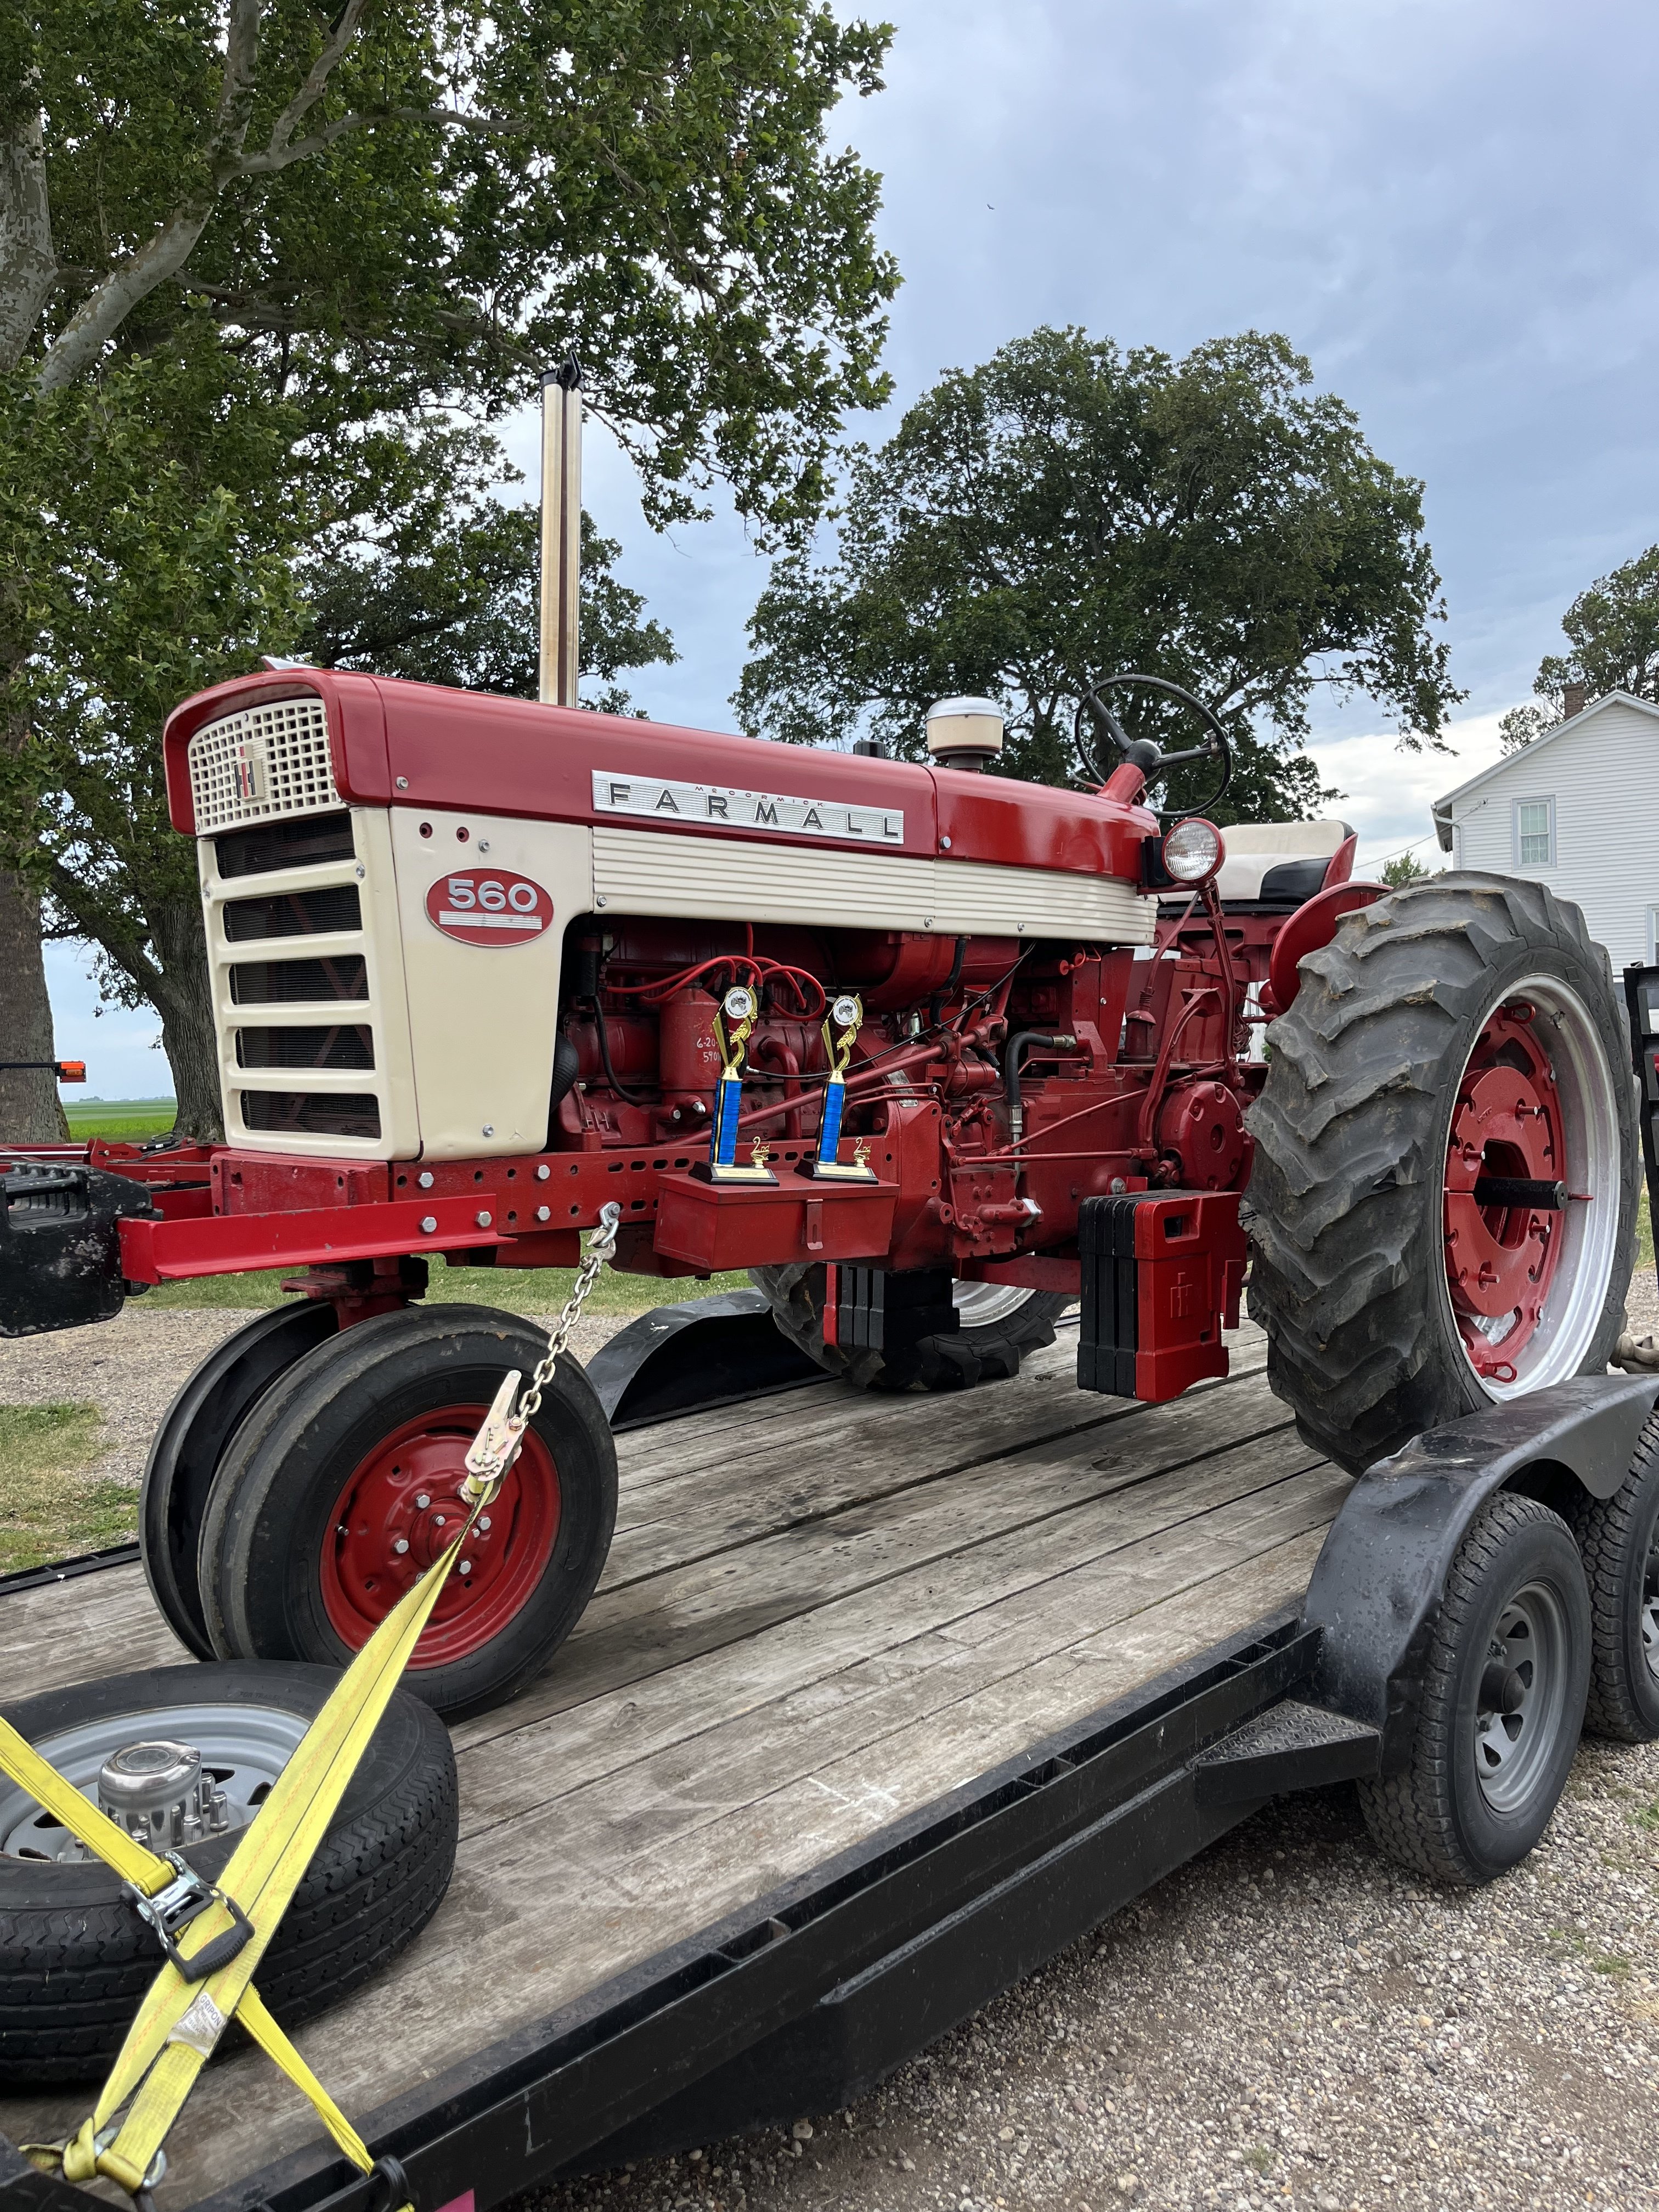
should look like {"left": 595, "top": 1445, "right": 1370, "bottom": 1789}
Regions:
{"left": 1261, "top": 880, "right": 1384, "bottom": 1019}
{"left": 1302, "top": 1372, "right": 1659, "bottom": 1768}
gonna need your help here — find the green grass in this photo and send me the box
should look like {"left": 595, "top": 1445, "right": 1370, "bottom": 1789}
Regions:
{"left": 0, "top": 1403, "right": 136, "bottom": 1573}
{"left": 143, "top": 1262, "right": 753, "bottom": 1316}
{"left": 65, "top": 1098, "right": 178, "bottom": 1143}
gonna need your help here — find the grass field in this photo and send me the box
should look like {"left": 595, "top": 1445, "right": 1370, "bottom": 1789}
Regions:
{"left": 0, "top": 1403, "right": 133, "bottom": 1572}
{"left": 142, "top": 1261, "right": 751, "bottom": 1316}
{"left": 66, "top": 1097, "right": 178, "bottom": 1143}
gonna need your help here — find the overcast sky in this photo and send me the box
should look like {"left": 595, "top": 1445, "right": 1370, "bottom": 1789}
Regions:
{"left": 56, "top": 0, "right": 1659, "bottom": 1094}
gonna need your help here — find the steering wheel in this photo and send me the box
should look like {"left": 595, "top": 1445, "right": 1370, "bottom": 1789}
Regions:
{"left": 1074, "top": 672, "right": 1233, "bottom": 819}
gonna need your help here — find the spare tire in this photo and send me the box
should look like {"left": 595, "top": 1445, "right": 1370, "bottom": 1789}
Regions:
{"left": 0, "top": 1663, "right": 456, "bottom": 2085}
{"left": 751, "top": 1266, "right": 1071, "bottom": 1391}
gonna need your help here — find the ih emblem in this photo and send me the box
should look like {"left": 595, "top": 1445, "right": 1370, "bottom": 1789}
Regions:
{"left": 426, "top": 870, "right": 555, "bottom": 947}
{"left": 232, "top": 741, "right": 267, "bottom": 802}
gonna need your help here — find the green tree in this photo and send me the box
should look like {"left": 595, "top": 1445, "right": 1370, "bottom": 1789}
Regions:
{"left": 0, "top": 0, "right": 899, "bottom": 1138}
{"left": 1502, "top": 542, "right": 1659, "bottom": 751}
{"left": 736, "top": 328, "right": 1461, "bottom": 822}
{"left": 1381, "top": 849, "right": 1430, "bottom": 887}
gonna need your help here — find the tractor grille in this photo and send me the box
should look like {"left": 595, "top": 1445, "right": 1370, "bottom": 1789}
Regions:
{"left": 216, "top": 811, "right": 356, "bottom": 881}
{"left": 222, "top": 885, "right": 362, "bottom": 941}
{"left": 236, "top": 1024, "right": 375, "bottom": 1071}
{"left": 241, "top": 1091, "right": 382, "bottom": 1140}
{"left": 189, "top": 697, "right": 338, "bottom": 836}
{"left": 229, "top": 956, "right": 368, "bottom": 1005}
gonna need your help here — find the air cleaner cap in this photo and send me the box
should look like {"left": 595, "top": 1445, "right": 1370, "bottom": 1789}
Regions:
{"left": 1161, "top": 817, "right": 1226, "bottom": 885}
{"left": 926, "top": 697, "right": 1004, "bottom": 769}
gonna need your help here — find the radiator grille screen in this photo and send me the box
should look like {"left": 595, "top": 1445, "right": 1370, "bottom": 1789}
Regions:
{"left": 189, "top": 697, "right": 339, "bottom": 835}
{"left": 236, "top": 1024, "right": 375, "bottom": 1071}
{"left": 222, "top": 885, "right": 362, "bottom": 941}
{"left": 241, "top": 1091, "right": 381, "bottom": 1139}
{"left": 215, "top": 810, "right": 356, "bottom": 881}
{"left": 230, "top": 956, "right": 368, "bottom": 1005}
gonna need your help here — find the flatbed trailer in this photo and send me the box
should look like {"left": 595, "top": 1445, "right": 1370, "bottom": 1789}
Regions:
{"left": 1, "top": 1314, "right": 1385, "bottom": 2212}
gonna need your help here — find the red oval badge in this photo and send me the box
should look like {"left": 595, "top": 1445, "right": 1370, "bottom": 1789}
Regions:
{"left": 426, "top": 869, "right": 555, "bottom": 947}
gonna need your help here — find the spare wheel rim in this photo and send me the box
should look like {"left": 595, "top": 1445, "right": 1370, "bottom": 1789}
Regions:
{"left": 320, "top": 1404, "right": 561, "bottom": 1666}
{"left": 0, "top": 1702, "right": 306, "bottom": 1863}
{"left": 1442, "top": 974, "right": 1620, "bottom": 1399}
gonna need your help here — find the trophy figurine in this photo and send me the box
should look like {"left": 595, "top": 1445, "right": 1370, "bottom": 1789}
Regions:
{"left": 808, "top": 993, "right": 878, "bottom": 1181}
{"left": 698, "top": 985, "right": 778, "bottom": 1184}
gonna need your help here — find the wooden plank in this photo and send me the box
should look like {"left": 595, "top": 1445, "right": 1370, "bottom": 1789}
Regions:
{"left": 0, "top": 1564, "right": 189, "bottom": 1700}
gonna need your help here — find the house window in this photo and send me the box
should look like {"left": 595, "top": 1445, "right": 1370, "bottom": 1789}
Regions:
{"left": 1514, "top": 797, "right": 1554, "bottom": 868}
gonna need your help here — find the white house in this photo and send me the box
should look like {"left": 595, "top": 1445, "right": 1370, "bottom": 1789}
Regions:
{"left": 1431, "top": 689, "right": 1659, "bottom": 975}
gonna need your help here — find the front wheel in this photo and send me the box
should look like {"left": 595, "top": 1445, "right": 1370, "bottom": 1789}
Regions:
{"left": 751, "top": 1266, "right": 1071, "bottom": 1391}
{"left": 1245, "top": 873, "right": 1636, "bottom": 1474}
{"left": 196, "top": 1306, "right": 618, "bottom": 1719}
{"left": 1358, "top": 1492, "right": 1590, "bottom": 1885}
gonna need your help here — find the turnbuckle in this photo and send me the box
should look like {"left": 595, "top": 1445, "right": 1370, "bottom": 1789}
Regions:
{"left": 124, "top": 1852, "right": 255, "bottom": 1982}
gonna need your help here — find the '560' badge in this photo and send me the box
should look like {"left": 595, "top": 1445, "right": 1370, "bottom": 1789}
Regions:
{"left": 426, "top": 870, "right": 554, "bottom": 946}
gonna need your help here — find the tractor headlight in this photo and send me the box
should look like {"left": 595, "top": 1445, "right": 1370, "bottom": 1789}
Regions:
{"left": 1161, "top": 817, "right": 1226, "bottom": 887}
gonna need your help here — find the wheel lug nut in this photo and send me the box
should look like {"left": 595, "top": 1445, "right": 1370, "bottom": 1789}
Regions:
{"left": 393, "top": 1538, "right": 409, "bottom": 1555}
{"left": 459, "top": 1559, "right": 472, "bottom": 1575}
{"left": 414, "top": 1493, "right": 430, "bottom": 1509}
{"left": 433, "top": 1514, "right": 446, "bottom": 1527}
{"left": 479, "top": 1516, "right": 492, "bottom": 1532}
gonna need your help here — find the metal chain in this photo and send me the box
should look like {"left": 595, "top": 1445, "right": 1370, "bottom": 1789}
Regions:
{"left": 516, "top": 1199, "right": 622, "bottom": 1429}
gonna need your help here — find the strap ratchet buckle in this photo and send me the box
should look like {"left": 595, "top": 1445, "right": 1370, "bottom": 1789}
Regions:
{"left": 123, "top": 1853, "right": 255, "bottom": 1983}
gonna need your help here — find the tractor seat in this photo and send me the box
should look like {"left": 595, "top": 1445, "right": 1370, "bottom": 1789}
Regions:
{"left": 1198, "top": 820, "right": 1356, "bottom": 909}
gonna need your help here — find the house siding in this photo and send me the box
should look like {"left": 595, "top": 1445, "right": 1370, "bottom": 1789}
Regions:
{"left": 1446, "top": 698, "right": 1659, "bottom": 975}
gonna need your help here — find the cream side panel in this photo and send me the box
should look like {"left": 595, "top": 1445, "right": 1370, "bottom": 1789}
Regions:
{"left": 390, "top": 809, "right": 590, "bottom": 1160}
{"left": 591, "top": 827, "right": 1154, "bottom": 944}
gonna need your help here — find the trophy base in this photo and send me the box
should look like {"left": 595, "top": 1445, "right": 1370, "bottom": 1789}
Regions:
{"left": 691, "top": 1159, "right": 779, "bottom": 1187}
{"left": 800, "top": 1159, "right": 879, "bottom": 1183}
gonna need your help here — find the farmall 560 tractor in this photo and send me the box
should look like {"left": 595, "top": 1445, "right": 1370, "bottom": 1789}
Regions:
{"left": 2, "top": 653, "right": 1633, "bottom": 1722}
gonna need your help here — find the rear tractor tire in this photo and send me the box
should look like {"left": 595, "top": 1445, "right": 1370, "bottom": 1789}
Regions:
{"left": 751, "top": 1266, "right": 1070, "bottom": 1392}
{"left": 196, "top": 1305, "right": 618, "bottom": 1719}
{"left": 1244, "top": 873, "right": 1636, "bottom": 1475}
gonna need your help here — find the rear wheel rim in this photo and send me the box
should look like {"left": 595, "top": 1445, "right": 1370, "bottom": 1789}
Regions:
{"left": 320, "top": 1406, "right": 561, "bottom": 1667}
{"left": 1442, "top": 975, "right": 1620, "bottom": 1396}
{"left": 1643, "top": 1518, "right": 1659, "bottom": 1685}
{"left": 1472, "top": 1581, "right": 1570, "bottom": 1815}
{"left": 950, "top": 1281, "right": 1039, "bottom": 1330}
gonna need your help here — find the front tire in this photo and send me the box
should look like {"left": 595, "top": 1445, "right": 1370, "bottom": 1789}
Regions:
{"left": 1245, "top": 873, "right": 1635, "bottom": 1474}
{"left": 751, "top": 1266, "right": 1070, "bottom": 1391}
{"left": 1358, "top": 1492, "right": 1590, "bottom": 1885}
{"left": 197, "top": 1307, "right": 618, "bottom": 1719}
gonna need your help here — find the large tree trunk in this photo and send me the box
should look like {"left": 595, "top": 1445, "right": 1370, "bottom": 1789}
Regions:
{"left": 0, "top": 870, "right": 68, "bottom": 1142}
{"left": 149, "top": 897, "right": 224, "bottom": 1141}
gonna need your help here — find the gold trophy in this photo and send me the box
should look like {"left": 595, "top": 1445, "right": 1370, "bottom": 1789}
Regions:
{"left": 807, "top": 994, "right": 878, "bottom": 1181}
{"left": 697, "top": 985, "right": 777, "bottom": 1183}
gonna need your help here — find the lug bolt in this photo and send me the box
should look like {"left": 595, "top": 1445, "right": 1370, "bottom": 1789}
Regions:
{"left": 415, "top": 1493, "right": 430, "bottom": 1509}
{"left": 393, "top": 1538, "right": 409, "bottom": 1555}
{"left": 433, "top": 1514, "right": 447, "bottom": 1528}
{"left": 459, "top": 1559, "right": 472, "bottom": 1575}
{"left": 478, "top": 1516, "right": 492, "bottom": 1532}
{"left": 536, "top": 1205, "right": 550, "bottom": 1222}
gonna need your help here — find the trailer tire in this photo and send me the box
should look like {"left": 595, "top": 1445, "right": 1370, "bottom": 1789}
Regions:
{"left": 1244, "top": 873, "right": 1635, "bottom": 1475}
{"left": 1357, "top": 1492, "right": 1589, "bottom": 1885}
{"left": 198, "top": 1306, "right": 617, "bottom": 1719}
{"left": 140, "top": 1301, "right": 340, "bottom": 1659}
{"left": 0, "top": 1663, "right": 455, "bottom": 2085}
{"left": 1566, "top": 1410, "right": 1659, "bottom": 1742}
{"left": 750, "top": 1266, "right": 1069, "bottom": 1391}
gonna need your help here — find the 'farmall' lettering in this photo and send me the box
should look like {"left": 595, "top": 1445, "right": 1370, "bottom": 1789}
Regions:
{"left": 592, "top": 771, "right": 903, "bottom": 844}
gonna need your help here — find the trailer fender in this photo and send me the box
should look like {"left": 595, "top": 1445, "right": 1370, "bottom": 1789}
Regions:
{"left": 1302, "top": 1372, "right": 1659, "bottom": 1769}
{"left": 585, "top": 1289, "right": 822, "bottom": 1429}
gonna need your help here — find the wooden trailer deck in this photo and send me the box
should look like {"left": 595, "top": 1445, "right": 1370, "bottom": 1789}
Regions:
{"left": 0, "top": 1316, "right": 1350, "bottom": 2205}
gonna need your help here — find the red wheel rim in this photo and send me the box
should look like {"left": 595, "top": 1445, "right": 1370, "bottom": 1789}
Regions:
{"left": 320, "top": 1404, "right": 561, "bottom": 1667}
{"left": 1443, "top": 1000, "right": 1568, "bottom": 1385}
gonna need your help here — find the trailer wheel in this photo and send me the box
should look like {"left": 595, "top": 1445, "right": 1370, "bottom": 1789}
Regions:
{"left": 0, "top": 1662, "right": 455, "bottom": 2085}
{"left": 1358, "top": 1492, "right": 1590, "bottom": 1884}
{"left": 1244, "top": 873, "right": 1635, "bottom": 1474}
{"left": 750, "top": 1266, "right": 1070, "bottom": 1391}
{"left": 140, "top": 1301, "right": 340, "bottom": 1658}
{"left": 197, "top": 1306, "right": 618, "bottom": 1719}
{"left": 1566, "top": 1410, "right": 1659, "bottom": 1742}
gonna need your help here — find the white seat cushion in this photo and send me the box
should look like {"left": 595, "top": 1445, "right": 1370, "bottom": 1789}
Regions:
{"left": 1209, "top": 820, "right": 1353, "bottom": 904}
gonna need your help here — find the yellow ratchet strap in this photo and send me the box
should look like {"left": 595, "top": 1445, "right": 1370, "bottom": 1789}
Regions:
{"left": 4, "top": 1392, "right": 518, "bottom": 2210}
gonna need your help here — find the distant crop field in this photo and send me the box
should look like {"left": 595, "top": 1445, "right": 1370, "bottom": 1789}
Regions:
{"left": 65, "top": 1097, "right": 178, "bottom": 1142}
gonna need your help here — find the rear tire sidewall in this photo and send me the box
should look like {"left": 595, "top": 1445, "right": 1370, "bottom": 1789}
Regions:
{"left": 1572, "top": 1435, "right": 1659, "bottom": 1742}
{"left": 1443, "top": 1510, "right": 1590, "bottom": 1881}
{"left": 201, "top": 1307, "right": 617, "bottom": 1719}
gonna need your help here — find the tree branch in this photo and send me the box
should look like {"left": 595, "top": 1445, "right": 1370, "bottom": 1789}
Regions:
{"left": 0, "top": 72, "right": 57, "bottom": 374}
{"left": 36, "top": 0, "right": 263, "bottom": 392}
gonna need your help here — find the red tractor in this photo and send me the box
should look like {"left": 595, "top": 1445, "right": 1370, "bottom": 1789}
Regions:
{"left": 1, "top": 666, "right": 1636, "bottom": 1716}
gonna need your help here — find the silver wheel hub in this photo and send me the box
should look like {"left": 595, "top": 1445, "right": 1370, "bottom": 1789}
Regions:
{"left": 1643, "top": 1524, "right": 1659, "bottom": 1686}
{"left": 0, "top": 1703, "right": 307, "bottom": 1864}
{"left": 1473, "top": 1585, "right": 1570, "bottom": 1814}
